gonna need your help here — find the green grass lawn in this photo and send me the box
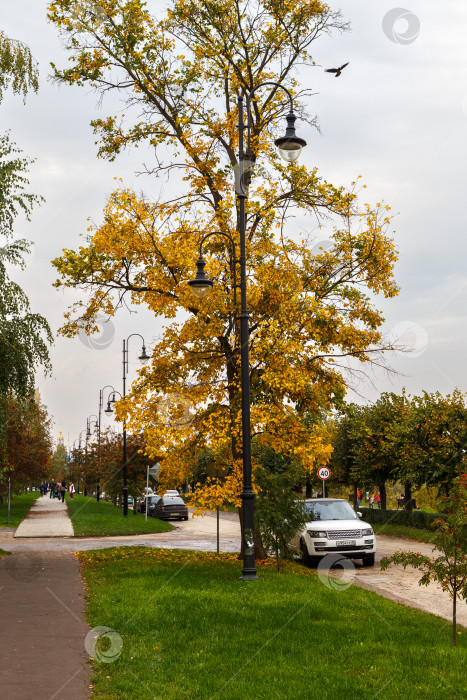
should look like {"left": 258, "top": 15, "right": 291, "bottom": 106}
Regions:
{"left": 67, "top": 495, "right": 174, "bottom": 537}
{"left": 78, "top": 547, "right": 467, "bottom": 700}
{"left": 0, "top": 549, "right": 11, "bottom": 557}
{"left": 0, "top": 491, "right": 40, "bottom": 528}
{"left": 373, "top": 523, "right": 437, "bottom": 544}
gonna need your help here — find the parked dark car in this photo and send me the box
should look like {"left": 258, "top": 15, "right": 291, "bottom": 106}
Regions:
{"left": 140, "top": 494, "right": 161, "bottom": 514}
{"left": 153, "top": 496, "right": 188, "bottom": 521}
{"left": 147, "top": 495, "right": 162, "bottom": 516}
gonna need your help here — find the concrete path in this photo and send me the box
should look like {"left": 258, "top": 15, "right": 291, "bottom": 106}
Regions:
{"left": 3, "top": 508, "right": 240, "bottom": 554}
{"left": 0, "top": 552, "right": 91, "bottom": 700}
{"left": 14, "top": 494, "right": 74, "bottom": 538}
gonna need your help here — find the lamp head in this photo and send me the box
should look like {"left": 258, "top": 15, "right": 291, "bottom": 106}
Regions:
{"left": 104, "top": 402, "right": 113, "bottom": 416}
{"left": 139, "top": 345, "right": 150, "bottom": 365}
{"left": 188, "top": 256, "right": 214, "bottom": 299}
{"left": 274, "top": 111, "right": 307, "bottom": 163}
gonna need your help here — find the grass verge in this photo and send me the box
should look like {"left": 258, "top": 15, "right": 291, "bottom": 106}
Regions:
{"left": 0, "top": 548, "right": 11, "bottom": 557}
{"left": 0, "top": 492, "right": 40, "bottom": 528}
{"left": 374, "top": 523, "right": 437, "bottom": 544}
{"left": 78, "top": 547, "right": 466, "bottom": 700}
{"left": 67, "top": 495, "right": 174, "bottom": 537}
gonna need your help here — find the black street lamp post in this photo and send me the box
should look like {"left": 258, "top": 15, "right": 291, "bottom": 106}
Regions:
{"left": 105, "top": 336, "right": 149, "bottom": 517}
{"left": 189, "top": 83, "right": 306, "bottom": 580}
{"left": 71, "top": 439, "right": 79, "bottom": 485}
{"left": 96, "top": 385, "right": 117, "bottom": 502}
{"left": 86, "top": 414, "right": 98, "bottom": 497}
{"left": 122, "top": 335, "right": 149, "bottom": 516}
{"left": 76, "top": 430, "right": 86, "bottom": 494}
{"left": 104, "top": 389, "right": 122, "bottom": 508}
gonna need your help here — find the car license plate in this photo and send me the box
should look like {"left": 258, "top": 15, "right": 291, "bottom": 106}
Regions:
{"left": 336, "top": 540, "right": 356, "bottom": 546}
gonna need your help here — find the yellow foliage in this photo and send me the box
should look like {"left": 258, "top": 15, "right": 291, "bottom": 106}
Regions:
{"left": 49, "top": 0, "right": 399, "bottom": 508}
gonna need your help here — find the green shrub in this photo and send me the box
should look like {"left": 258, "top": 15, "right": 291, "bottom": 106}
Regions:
{"left": 254, "top": 446, "right": 307, "bottom": 569}
{"left": 359, "top": 507, "right": 446, "bottom": 530}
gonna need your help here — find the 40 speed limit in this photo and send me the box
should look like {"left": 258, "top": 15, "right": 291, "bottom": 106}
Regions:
{"left": 317, "top": 467, "right": 331, "bottom": 480}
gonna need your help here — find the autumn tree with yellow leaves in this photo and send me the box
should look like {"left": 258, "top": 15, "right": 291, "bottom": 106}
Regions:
{"left": 48, "top": 1, "right": 400, "bottom": 522}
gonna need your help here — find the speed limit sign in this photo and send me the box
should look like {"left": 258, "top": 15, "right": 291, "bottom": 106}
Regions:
{"left": 317, "top": 467, "right": 331, "bottom": 480}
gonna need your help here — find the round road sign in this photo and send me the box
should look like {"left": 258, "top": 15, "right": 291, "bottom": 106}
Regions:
{"left": 317, "top": 467, "right": 331, "bottom": 480}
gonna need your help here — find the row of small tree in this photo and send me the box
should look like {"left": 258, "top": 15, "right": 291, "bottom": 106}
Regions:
{"left": 330, "top": 390, "right": 467, "bottom": 509}
{"left": 0, "top": 394, "right": 52, "bottom": 500}
{"left": 65, "top": 429, "right": 153, "bottom": 505}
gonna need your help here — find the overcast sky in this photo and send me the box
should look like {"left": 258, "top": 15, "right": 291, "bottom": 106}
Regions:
{"left": 2, "top": 1, "right": 467, "bottom": 448}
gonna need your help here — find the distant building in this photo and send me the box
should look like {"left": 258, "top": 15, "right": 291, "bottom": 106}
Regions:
{"left": 57, "top": 428, "right": 64, "bottom": 446}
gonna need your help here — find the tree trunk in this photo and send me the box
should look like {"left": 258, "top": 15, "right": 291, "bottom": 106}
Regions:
{"left": 352, "top": 484, "right": 357, "bottom": 509}
{"left": 404, "top": 482, "right": 413, "bottom": 510}
{"left": 453, "top": 593, "right": 457, "bottom": 646}
{"left": 305, "top": 480, "right": 312, "bottom": 498}
{"left": 379, "top": 482, "right": 387, "bottom": 510}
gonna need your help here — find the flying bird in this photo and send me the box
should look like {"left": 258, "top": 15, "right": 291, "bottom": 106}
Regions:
{"left": 325, "top": 62, "right": 349, "bottom": 77}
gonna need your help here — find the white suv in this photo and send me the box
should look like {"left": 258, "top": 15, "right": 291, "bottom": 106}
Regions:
{"left": 290, "top": 498, "right": 376, "bottom": 567}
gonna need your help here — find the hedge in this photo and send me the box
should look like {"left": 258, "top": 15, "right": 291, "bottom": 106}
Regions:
{"left": 359, "top": 507, "right": 447, "bottom": 531}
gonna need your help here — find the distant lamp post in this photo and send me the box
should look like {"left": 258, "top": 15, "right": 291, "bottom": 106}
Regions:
{"left": 105, "top": 333, "right": 149, "bottom": 517}
{"left": 104, "top": 397, "right": 115, "bottom": 415}
{"left": 87, "top": 414, "right": 98, "bottom": 438}
{"left": 189, "top": 82, "right": 306, "bottom": 580}
{"left": 104, "top": 389, "right": 121, "bottom": 415}
{"left": 96, "top": 385, "right": 117, "bottom": 502}
{"left": 85, "top": 414, "right": 98, "bottom": 497}
{"left": 76, "top": 430, "right": 86, "bottom": 494}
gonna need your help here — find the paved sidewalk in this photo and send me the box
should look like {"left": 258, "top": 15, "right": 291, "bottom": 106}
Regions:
{"left": 0, "top": 552, "right": 91, "bottom": 699}
{"left": 2, "top": 508, "right": 241, "bottom": 554}
{"left": 14, "top": 494, "right": 74, "bottom": 538}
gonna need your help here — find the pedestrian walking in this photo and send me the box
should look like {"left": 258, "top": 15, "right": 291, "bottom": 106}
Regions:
{"left": 69, "top": 482, "right": 75, "bottom": 500}
{"left": 60, "top": 481, "right": 66, "bottom": 503}
{"left": 376, "top": 493, "right": 381, "bottom": 509}
{"left": 55, "top": 481, "right": 60, "bottom": 499}
{"left": 356, "top": 488, "right": 362, "bottom": 508}
{"left": 369, "top": 493, "right": 374, "bottom": 508}
{"left": 49, "top": 480, "right": 55, "bottom": 498}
